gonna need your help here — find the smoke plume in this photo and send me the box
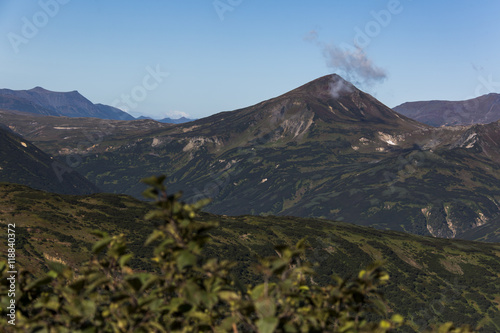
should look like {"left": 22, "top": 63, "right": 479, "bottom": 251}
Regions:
{"left": 322, "top": 43, "right": 387, "bottom": 87}
{"left": 305, "top": 30, "right": 387, "bottom": 91}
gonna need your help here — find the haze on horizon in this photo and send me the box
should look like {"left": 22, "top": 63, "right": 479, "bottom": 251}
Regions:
{"left": 0, "top": 0, "right": 499, "bottom": 120}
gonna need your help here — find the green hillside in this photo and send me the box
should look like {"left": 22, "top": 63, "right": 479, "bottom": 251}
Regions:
{"left": 1, "top": 183, "right": 499, "bottom": 331}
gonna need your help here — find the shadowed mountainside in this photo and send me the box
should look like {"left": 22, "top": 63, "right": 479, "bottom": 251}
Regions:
{"left": 0, "top": 126, "right": 99, "bottom": 195}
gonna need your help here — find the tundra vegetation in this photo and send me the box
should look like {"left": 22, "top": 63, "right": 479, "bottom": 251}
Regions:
{"left": 0, "top": 176, "right": 476, "bottom": 332}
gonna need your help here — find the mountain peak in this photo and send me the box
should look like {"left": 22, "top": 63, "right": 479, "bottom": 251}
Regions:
{"left": 30, "top": 86, "right": 80, "bottom": 95}
{"left": 191, "top": 74, "right": 424, "bottom": 146}
{"left": 283, "top": 74, "right": 355, "bottom": 100}
{"left": 258, "top": 74, "right": 422, "bottom": 129}
{"left": 30, "top": 86, "right": 50, "bottom": 92}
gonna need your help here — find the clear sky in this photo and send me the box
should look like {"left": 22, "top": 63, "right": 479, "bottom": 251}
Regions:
{"left": 1, "top": 1, "right": 499, "bottom": 119}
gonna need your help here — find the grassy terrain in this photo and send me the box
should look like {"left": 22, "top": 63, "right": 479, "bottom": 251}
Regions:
{"left": 0, "top": 183, "right": 499, "bottom": 331}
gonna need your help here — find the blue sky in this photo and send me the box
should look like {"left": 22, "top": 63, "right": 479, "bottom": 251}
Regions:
{"left": 1, "top": 1, "right": 499, "bottom": 119}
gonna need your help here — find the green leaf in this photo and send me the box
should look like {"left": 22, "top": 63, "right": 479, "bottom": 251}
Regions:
{"left": 192, "top": 198, "right": 211, "bottom": 210}
{"left": 391, "top": 314, "right": 404, "bottom": 325}
{"left": 40, "top": 295, "right": 60, "bottom": 311}
{"left": 255, "top": 298, "right": 276, "bottom": 318}
{"left": 141, "top": 175, "right": 166, "bottom": 187}
{"left": 90, "top": 230, "right": 109, "bottom": 238}
{"left": 69, "top": 278, "right": 86, "bottom": 293}
{"left": 176, "top": 250, "right": 197, "bottom": 270}
{"left": 92, "top": 237, "right": 112, "bottom": 254}
{"left": 125, "top": 276, "right": 143, "bottom": 292}
{"left": 218, "top": 316, "right": 238, "bottom": 332}
{"left": 438, "top": 322, "right": 456, "bottom": 333}
{"left": 119, "top": 253, "right": 133, "bottom": 268}
{"left": 142, "top": 187, "right": 159, "bottom": 200}
{"left": 251, "top": 284, "right": 266, "bottom": 300}
{"left": 256, "top": 316, "right": 279, "bottom": 333}
{"left": 47, "top": 261, "right": 67, "bottom": 274}
{"left": 111, "top": 292, "right": 131, "bottom": 302}
{"left": 145, "top": 230, "right": 165, "bottom": 246}
{"left": 140, "top": 275, "right": 159, "bottom": 292}
{"left": 218, "top": 291, "right": 239, "bottom": 302}
{"left": 25, "top": 276, "right": 53, "bottom": 291}
{"left": 144, "top": 209, "right": 164, "bottom": 221}
{"left": 379, "top": 319, "right": 391, "bottom": 329}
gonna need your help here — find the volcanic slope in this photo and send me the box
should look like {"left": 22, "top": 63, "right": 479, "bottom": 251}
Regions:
{"left": 5, "top": 74, "right": 500, "bottom": 239}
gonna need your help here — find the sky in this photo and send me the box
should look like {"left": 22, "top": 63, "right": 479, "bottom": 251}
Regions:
{"left": 0, "top": 0, "right": 499, "bottom": 119}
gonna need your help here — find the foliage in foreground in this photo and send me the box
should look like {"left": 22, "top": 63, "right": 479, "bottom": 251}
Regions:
{"left": 0, "top": 176, "right": 473, "bottom": 332}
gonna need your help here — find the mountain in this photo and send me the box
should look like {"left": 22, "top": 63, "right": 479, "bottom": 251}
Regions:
{"left": 393, "top": 93, "right": 500, "bottom": 127}
{"left": 136, "top": 115, "right": 195, "bottom": 123}
{"left": 0, "top": 109, "right": 172, "bottom": 157}
{"left": 0, "top": 87, "right": 134, "bottom": 120}
{"left": 4, "top": 74, "right": 500, "bottom": 240}
{"left": 0, "top": 125, "right": 99, "bottom": 195}
{"left": 94, "top": 103, "right": 136, "bottom": 120}
{"left": 1, "top": 183, "right": 499, "bottom": 331}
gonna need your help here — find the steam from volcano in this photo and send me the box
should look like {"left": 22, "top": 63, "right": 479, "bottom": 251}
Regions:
{"left": 305, "top": 30, "right": 387, "bottom": 93}
{"left": 322, "top": 43, "right": 387, "bottom": 86}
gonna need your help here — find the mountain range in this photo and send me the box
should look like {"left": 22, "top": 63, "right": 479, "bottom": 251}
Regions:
{"left": 0, "top": 87, "right": 194, "bottom": 123}
{"left": 394, "top": 93, "right": 500, "bottom": 127}
{"left": 136, "top": 115, "right": 195, "bottom": 123}
{"left": 2, "top": 75, "right": 500, "bottom": 241}
{"left": 0, "top": 87, "right": 134, "bottom": 120}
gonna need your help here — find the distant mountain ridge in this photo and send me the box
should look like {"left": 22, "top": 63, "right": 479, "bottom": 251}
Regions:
{"left": 136, "top": 115, "right": 195, "bottom": 124}
{"left": 393, "top": 93, "right": 500, "bottom": 127}
{"left": 0, "top": 87, "right": 134, "bottom": 120}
